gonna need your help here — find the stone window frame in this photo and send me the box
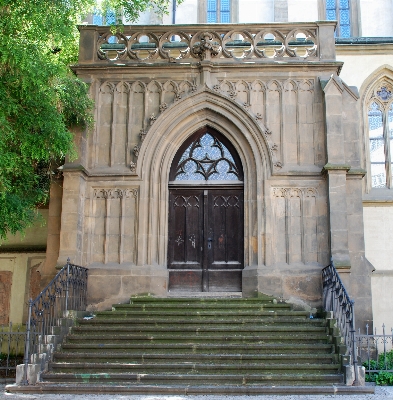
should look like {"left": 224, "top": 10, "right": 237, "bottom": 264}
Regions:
{"left": 365, "top": 81, "right": 393, "bottom": 190}
{"left": 318, "top": 0, "right": 361, "bottom": 37}
{"left": 198, "top": 0, "right": 238, "bottom": 23}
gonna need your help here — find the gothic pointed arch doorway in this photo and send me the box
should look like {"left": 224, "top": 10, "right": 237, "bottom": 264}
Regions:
{"left": 168, "top": 127, "right": 244, "bottom": 292}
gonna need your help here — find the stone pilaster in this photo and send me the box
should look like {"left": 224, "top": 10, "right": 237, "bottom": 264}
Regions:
{"left": 57, "top": 170, "right": 86, "bottom": 266}
{"left": 322, "top": 76, "right": 351, "bottom": 269}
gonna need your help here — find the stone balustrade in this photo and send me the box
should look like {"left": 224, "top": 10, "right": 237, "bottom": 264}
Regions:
{"left": 77, "top": 22, "right": 337, "bottom": 64}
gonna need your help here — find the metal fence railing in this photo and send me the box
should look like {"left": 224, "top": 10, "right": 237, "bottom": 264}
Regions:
{"left": 356, "top": 324, "right": 393, "bottom": 384}
{"left": 0, "top": 323, "right": 26, "bottom": 379}
{"left": 322, "top": 262, "right": 359, "bottom": 385}
{"left": 23, "top": 259, "right": 88, "bottom": 385}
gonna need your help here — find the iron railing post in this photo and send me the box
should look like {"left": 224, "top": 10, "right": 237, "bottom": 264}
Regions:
{"left": 350, "top": 299, "right": 360, "bottom": 386}
{"left": 65, "top": 257, "right": 70, "bottom": 314}
{"left": 22, "top": 299, "right": 32, "bottom": 385}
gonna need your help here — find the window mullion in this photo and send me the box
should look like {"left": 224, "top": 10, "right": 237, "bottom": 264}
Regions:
{"left": 383, "top": 109, "right": 392, "bottom": 188}
{"left": 336, "top": 1, "right": 340, "bottom": 37}
{"left": 217, "top": 0, "right": 220, "bottom": 23}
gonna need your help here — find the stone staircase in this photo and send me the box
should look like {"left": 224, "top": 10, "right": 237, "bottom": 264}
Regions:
{"left": 41, "top": 296, "right": 346, "bottom": 390}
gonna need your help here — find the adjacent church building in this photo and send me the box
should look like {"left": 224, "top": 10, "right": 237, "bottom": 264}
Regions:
{"left": 2, "top": 0, "right": 393, "bottom": 333}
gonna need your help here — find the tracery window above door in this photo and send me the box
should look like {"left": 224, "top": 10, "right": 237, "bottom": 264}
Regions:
{"left": 171, "top": 129, "right": 242, "bottom": 181}
{"left": 367, "top": 82, "right": 393, "bottom": 189}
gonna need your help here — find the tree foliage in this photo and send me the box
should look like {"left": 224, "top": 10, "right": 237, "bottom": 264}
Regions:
{"left": 0, "top": 0, "right": 175, "bottom": 240}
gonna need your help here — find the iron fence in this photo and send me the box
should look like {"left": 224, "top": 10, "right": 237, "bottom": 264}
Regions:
{"left": 0, "top": 323, "right": 26, "bottom": 379}
{"left": 356, "top": 324, "right": 393, "bottom": 381}
{"left": 23, "top": 259, "right": 88, "bottom": 384}
{"left": 322, "top": 262, "right": 359, "bottom": 385}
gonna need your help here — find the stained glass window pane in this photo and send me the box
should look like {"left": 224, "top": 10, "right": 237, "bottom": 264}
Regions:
{"left": 377, "top": 87, "right": 392, "bottom": 101}
{"left": 326, "top": 0, "right": 336, "bottom": 8}
{"left": 220, "top": 0, "right": 230, "bottom": 23}
{"left": 371, "top": 164, "right": 386, "bottom": 188}
{"left": 339, "top": 9, "right": 350, "bottom": 37}
{"left": 106, "top": 10, "right": 116, "bottom": 24}
{"left": 174, "top": 133, "right": 240, "bottom": 181}
{"left": 369, "top": 102, "right": 386, "bottom": 188}
{"left": 93, "top": 13, "right": 103, "bottom": 25}
{"left": 326, "top": 0, "right": 336, "bottom": 20}
{"left": 207, "top": 0, "right": 217, "bottom": 23}
{"left": 326, "top": 9, "right": 336, "bottom": 20}
{"left": 339, "top": 0, "right": 350, "bottom": 38}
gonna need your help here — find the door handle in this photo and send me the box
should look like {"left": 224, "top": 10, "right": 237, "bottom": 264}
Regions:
{"left": 207, "top": 238, "right": 213, "bottom": 249}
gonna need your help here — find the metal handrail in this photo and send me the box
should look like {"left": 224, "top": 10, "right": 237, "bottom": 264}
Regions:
{"left": 22, "top": 259, "right": 88, "bottom": 385}
{"left": 322, "top": 261, "right": 359, "bottom": 386}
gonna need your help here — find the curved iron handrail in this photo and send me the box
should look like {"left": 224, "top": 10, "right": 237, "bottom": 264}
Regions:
{"left": 322, "top": 262, "right": 359, "bottom": 385}
{"left": 22, "top": 259, "right": 88, "bottom": 385}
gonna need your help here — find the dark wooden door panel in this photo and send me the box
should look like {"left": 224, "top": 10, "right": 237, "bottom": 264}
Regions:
{"left": 168, "top": 188, "right": 243, "bottom": 292}
{"left": 168, "top": 190, "right": 203, "bottom": 270}
{"left": 208, "top": 190, "right": 244, "bottom": 271}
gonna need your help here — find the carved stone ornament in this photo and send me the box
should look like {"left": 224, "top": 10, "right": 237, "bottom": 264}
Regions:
{"left": 265, "top": 128, "right": 272, "bottom": 135}
{"left": 377, "top": 86, "right": 392, "bottom": 102}
{"left": 192, "top": 32, "right": 220, "bottom": 61}
{"left": 94, "top": 188, "right": 138, "bottom": 199}
{"left": 149, "top": 113, "right": 157, "bottom": 126}
{"left": 271, "top": 143, "right": 278, "bottom": 151}
{"left": 213, "top": 84, "right": 220, "bottom": 92}
{"left": 272, "top": 187, "right": 317, "bottom": 199}
{"left": 130, "top": 161, "right": 136, "bottom": 173}
{"left": 159, "top": 102, "right": 168, "bottom": 112}
{"left": 174, "top": 92, "right": 182, "bottom": 101}
{"left": 229, "top": 90, "right": 237, "bottom": 98}
{"left": 133, "top": 145, "right": 140, "bottom": 158}
{"left": 191, "top": 84, "right": 198, "bottom": 92}
{"left": 255, "top": 113, "right": 263, "bottom": 121}
{"left": 139, "top": 129, "right": 147, "bottom": 142}
{"left": 274, "top": 161, "right": 283, "bottom": 169}
{"left": 243, "top": 102, "right": 251, "bottom": 110}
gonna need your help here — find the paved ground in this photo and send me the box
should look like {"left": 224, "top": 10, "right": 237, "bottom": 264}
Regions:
{"left": 1, "top": 385, "right": 393, "bottom": 400}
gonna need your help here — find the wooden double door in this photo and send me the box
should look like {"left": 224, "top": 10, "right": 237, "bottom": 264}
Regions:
{"left": 168, "top": 187, "right": 244, "bottom": 292}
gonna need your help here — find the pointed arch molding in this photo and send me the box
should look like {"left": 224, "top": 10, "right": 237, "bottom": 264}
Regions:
{"left": 136, "top": 88, "right": 271, "bottom": 267}
{"left": 360, "top": 66, "right": 393, "bottom": 191}
{"left": 360, "top": 65, "right": 393, "bottom": 103}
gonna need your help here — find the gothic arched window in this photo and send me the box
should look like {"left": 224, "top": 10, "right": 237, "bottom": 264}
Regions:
{"left": 367, "top": 83, "right": 393, "bottom": 188}
{"left": 207, "top": 0, "right": 231, "bottom": 23}
{"left": 170, "top": 128, "right": 243, "bottom": 181}
{"left": 326, "top": 0, "right": 351, "bottom": 38}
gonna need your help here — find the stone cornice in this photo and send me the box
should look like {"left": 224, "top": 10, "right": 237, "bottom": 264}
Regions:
{"left": 322, "top": 163, "right": 351, "bottom": 173}
{"left": 71, "top": 61, "right": 343, "bottom": 74}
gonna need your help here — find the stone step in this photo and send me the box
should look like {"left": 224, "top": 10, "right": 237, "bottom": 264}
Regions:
{"left": 53, "top": 352, "right": 338, "bottom": 364}
{"left": 70, "top": 325, "right": 328, "bottom": 335}
{"left": 114, "top": 303, "right": 291, "bottom": 311}
{"left": 78, "top": 316, "right": 322, "bottom": 325}
{"left": 48, "top": 361, "right": 341, "bottom": 374}
{"left": 5, "top": 383, "right": 375, "bottom": 395}
{"left": 64, "top": 333, "right": 331, "bottom": 344}
{"left": 131, "top": 295, "right": 274, "bottom": 303}
{"left": 60, "top": 342, "right": 335, "bottom": 354}
{"left": 94, "top": 310, "right": 308, "bottom": 318}
{"left": 40, "top": 372, "right": 344, "bottom": 385}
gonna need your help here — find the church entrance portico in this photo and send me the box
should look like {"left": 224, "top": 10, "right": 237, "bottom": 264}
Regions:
{"left": 61, "top": 22, "right": 372, "bottom": 330}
